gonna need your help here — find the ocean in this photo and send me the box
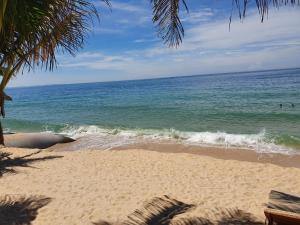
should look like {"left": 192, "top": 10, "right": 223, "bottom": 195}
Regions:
{"left": 4, "top": 68, "right": 300, "bottom": 154}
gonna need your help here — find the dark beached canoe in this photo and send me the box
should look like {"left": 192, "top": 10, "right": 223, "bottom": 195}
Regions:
{"left": 4, "top": 133, "right": 74, "bottom": 149}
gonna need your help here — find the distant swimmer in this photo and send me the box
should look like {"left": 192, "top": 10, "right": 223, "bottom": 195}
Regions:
{"left": 292, "top": 103, "right": 295, "bottom": 108}
{"left": 280, "top": 104, "right": 282, "bottom": 108}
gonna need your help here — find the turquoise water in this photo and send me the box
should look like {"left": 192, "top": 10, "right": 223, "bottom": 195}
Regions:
{"left": 4, "top": 68, "right": 300, "bottom": 153}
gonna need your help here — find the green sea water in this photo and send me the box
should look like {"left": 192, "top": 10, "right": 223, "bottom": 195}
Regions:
{"left": 4, "top": 68, "right": 300, "bottom": 154}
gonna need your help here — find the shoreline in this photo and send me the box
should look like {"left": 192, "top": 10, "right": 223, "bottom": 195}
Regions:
{"left": 3, "top": 130, "right": 300, "bottom": 168}
{"left": 50, "top": 140, "right": 300, "bottom": 168}
{"left": 5, "top": 127, "right": 300, "bottom": 155}
{"left": 114, "top": 143, "right": 300, "bottom": 168}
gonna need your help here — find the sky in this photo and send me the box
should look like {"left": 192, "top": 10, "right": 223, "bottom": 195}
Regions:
{"left": 9, "top": 0, "right": 300, "bottom": 87}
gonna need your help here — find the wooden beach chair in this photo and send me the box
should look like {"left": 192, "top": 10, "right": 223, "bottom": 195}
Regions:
{"left": 264, "top": 190, "right": 300, "bottom": 225}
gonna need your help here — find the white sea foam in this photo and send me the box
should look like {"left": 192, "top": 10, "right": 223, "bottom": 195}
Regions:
{"left": 58, "top": 125, "right": 298, "bottom": 155}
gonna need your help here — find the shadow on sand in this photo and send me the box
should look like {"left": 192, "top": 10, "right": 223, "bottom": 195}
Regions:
{"left": 0, "top": 195, "right": 51, "bottom": 225}
{"left": 0, "top": 150, "right": 63, "bottom": 177}
{"left": 93, "top": 195, "right": 264, "bottom": 225}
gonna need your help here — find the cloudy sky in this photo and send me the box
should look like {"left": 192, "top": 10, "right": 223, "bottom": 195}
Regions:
{"left": 9, "top": 0, "right": 300, "bottom": 87}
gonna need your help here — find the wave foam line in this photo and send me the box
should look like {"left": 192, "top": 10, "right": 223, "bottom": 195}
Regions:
{"left": 58, "top": 125, "right": 298, "bottom": 155}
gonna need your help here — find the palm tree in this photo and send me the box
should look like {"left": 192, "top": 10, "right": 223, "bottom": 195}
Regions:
{"left": 0, "top": 0, "right": 298, "bottom": 145}
{"left": 0, "top": 0, "right": 110, "bottom": 145}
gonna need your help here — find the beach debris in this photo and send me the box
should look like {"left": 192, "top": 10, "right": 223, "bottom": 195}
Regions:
{"left": 124, "top": 195, "right": 195, "bottom": 225}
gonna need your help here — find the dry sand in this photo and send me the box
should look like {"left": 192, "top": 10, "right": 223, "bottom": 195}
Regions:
{"left": 1, "top": 147, "right": 300, "bottom": 224}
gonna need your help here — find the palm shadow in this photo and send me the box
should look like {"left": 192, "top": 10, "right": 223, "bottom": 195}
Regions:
{"left": 0, "top": 195, "right": 51, "bottom": 225}
{"left": 0, "top": 150, "right": 63, "bottom": 177}
{"left": 94, "top": 196, "right": 264, "bottom": 225}
{"left": 93, "top": 196, "right": 264, "bottom": 225}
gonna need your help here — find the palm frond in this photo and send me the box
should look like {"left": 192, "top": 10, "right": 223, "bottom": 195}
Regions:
{"left": 231, "top": 0, "right": 298, "bottom": 23}
{"left": 124, "top": 195, "right": 195, "bottom": 225}
{"left": 152, "top": 0, "right": 299, "bottom": 47}
{"left": 151, "top": 0, "right": 188, "bottom": 47}
{"left": 0, "top": 0, "right": 8, "bottom": 32}
{"left": 92, "top": 196, "right": 265, "bottom": 225}
{"left": 0, "top": 0, "right": 111, "bottom": 89}
{"left": 171, "top": 217, "right": 213, "bottom": 225}
{"left": 215, "top": 208, "right": 264, "bottom": 225}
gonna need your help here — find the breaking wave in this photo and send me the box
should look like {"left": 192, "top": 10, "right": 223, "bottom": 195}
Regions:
{"left": 58, "top": 125, "right": 299, "bottom": 155}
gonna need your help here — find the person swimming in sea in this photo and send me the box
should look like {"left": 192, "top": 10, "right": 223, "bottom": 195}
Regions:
{"left": 280, "top": 104, "right": 283, "bottom": 108}
{"left": 291, "top": 103, "right": 295, "bottom": 108}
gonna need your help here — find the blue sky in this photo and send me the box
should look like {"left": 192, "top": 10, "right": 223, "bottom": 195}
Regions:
{"left": 10, "top": 0, "right": 300, "bottom": 87}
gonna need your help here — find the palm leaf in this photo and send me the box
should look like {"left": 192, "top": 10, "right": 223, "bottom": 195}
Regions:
{"left": 0, "top": 0, "right": 111, "bottom": 88}
{"left": 215, "top": 208, "right": 264, "bottom": 225}
{"left": 151, "top": 0, "right": 188, "bottom": 47}
{"left": 0, "top": 0, "right": 8, "bottom": 32}
{"left": 171, "top": 217, "right": 213, "bottom": 225}
{"left": 124, "top": 195, "right": 195, "bottom": 225}
{"left": 152, "top": 0, "right": 299, "bottom": 47}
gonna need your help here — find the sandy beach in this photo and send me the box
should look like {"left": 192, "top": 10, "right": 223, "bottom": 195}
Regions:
{"left": 2, "top": 1, "right": 300, "bottom": 224}
{"left": 1, "top": 146, "right": 300, "bottom": 225}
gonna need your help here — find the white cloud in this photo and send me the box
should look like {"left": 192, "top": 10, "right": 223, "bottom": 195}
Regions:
{"left": 95, "top": 0, "right": 147, "bottom": 13}
{"left": 92, "top": 27, "right": 124, "bottom": 34}
{"left": 111, "top": 1, "right": 145, "bottom": 12}
{"left": 92, "top": 1, "right": 152, "bottom": 33}
{"left": 134, "top": 37, "right": 159, "bottom": 43}
{"left": 184, "top": 8, "right": 300, "bottom": 50}
{"left": 61, "top": 8, "right": 300, "bottom": 76}
{"left": 182, "top": 8, "right": 215, "bottom": 23}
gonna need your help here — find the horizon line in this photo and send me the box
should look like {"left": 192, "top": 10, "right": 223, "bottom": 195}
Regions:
{"left": 8, "top": 66, "right": 300, "bottom": 89}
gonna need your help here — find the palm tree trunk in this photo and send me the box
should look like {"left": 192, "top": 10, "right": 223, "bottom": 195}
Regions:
{"left": 0, "top": 120, "right": 4, "bottom": 146}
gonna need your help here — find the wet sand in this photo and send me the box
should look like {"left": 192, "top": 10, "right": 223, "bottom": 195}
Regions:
{"left": 115, "top": 142, "right": 300, "bottom": 168}
{"left": 50, "top": 137, "right": 300, "bottom": 168}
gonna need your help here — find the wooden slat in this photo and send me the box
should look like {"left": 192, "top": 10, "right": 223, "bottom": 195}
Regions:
{"left": 268, "top": 190, "right": 300, "bottom": 213}
{"left": 265, "top": 208, "right": 300, "bottom": 225}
